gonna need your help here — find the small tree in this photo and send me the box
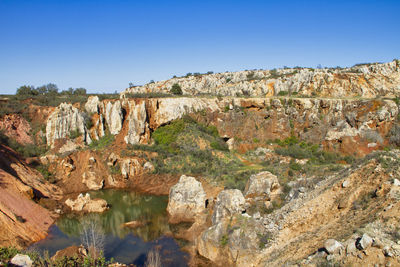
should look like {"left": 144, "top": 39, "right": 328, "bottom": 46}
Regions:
{"left": 73, "top": 88, "right": 87, "bottom": 95}
{"left": 170, "top": 83, "right": 183, "bottom": 95}
{"left": 16, "top": 85, "right": 37, "bottom": 96}
{"left": 80, "top": 217, "right": 105, "bottom": 259}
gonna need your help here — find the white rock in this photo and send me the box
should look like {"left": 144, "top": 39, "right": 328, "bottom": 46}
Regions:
{"left": 124, "top": 101, "right": 149, "bottom": 144}
{"left": 46, "top": 103, "right": 92, "bottom": 147}
{"left": 10, "top": 254, "right": 33, "bottom": 267}
{"left": 105, "top": 101, "right": 123, "bottom": 135}
{"left": 244, "top": 171, "right": 281, "bottom": 199}
{"left": 324, "top": 239, "right": 343, "bottom": 254}
{"left": 121, "top": 158, "right": 142, "bottom": 179}
{"left": 393, "top": 179, "right": 400, "bottom": 186}
{"left": 167, "top": 175, "right": 206, "bottom": 223}
{"left": 65, "top": 194, "right": 108, "bottom": 213}
{"left": 357, "top": 233, "right": 373, "bottom": 250}
{"left": 212, "top": 189, "right": 245, "bottom": 224}
{"left": 85, "top": 96, "right": 100, "bottom": 114}
{"left": 342, "top": 180, "right": 350, "bottom": 188}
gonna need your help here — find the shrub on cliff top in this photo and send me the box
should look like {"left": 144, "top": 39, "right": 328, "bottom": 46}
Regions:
{"left": 170, "top": 83, "right": 183, "bottom": 95}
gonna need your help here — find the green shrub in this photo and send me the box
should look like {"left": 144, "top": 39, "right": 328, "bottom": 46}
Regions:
{"left": 36, "top": 164, "right": 56, "bottom": 183}
{"left": 388, "top": 124, "right": 400, "bottom": 147}
{"left": 170, "top": 83, "right": 183, "bottom": 95}
{"left": 210, "top": 140, "right": 229, "bottom": 151}
{"left": 0, "top": 130, "right": 47, "bottom": 158}
{"left": 89, "top": 134, "right": 115, "bottom": 150}
{"left": 278, "top": 91, "right": 288, "bottom": 96}
{"left": 0, "top": 246, "right": 20, "bottom": 262}
{"left": 289, "top": 160, "right": 302, "bottom": 171}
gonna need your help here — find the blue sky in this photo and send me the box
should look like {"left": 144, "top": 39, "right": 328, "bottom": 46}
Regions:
{"left": 0, "top": 0, "right": 399, "bottom": 94}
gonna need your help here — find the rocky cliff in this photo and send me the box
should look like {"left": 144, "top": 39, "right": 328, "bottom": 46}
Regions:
{"left": 45, "top": 96, "right": 398, "bottom": 156}
{"left": 122, "top": 60, "right": 400, "bottom": 98}
{"left": 0, "top": 144, "right": 62, "bottom": 248}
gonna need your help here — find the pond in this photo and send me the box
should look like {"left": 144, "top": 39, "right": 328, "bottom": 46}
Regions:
{"left": 31, "top": 189, "right": 189, "bottom": 267}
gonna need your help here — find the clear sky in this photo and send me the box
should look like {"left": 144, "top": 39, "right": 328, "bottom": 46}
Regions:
{"left": 0, "top": 0, "right": 399, "bottom": 94}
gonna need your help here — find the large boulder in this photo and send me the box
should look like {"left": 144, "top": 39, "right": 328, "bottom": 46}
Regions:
{"left": 105, "top": 101, "right": 123, "bottom": 135}
{"left": 10, "top": 254, "right": 33, "bottom": 267}
{"left": 65, "top": 193, "right": 108, "bottom": 213}
{"left": 244, "top": 171, "right": 281, "bottom": 200}
{"left": 324, "top": 239, "right": 343, "bottom": 254}
{"left": 212, "top": 189, "right": 245, "bottom": 224}
{"left": 197, "top": 215, "right": 265, "bottom": 266}
{"left": 46, "top": 103, "right": 91, "bottom": 147}
{"left": 167, "top": 175, "right": 206, "bottom": 223}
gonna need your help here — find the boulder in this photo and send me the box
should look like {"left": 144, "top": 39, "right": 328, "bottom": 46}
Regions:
{"left": 52, "top": 245, "right": 87, "bottom": 261}
{"left": 324, "top": 239, "right": 343, "bottom": 254}
{"left": 46, "top": 103, "right": 91, "bottom": 147}
{"left": 167, "top": 175, "right": 206, "bottom": 223}
{"left": 143, "top": 162, "right": 155, "bottom": 172}
{"left": 65, "top": 193, "right": 108, "bottom": 213}
{"left": 58, "top": 140, "right": 79, "bottom": 155}
{"left": 212, "top": 189, "right": 245, "bottom": 224}
{"left": 85, "top": 96, "right": 100, "bottom": 114}
{"left": 10, "top": 254, "right": 33, "bottom": 267}
{"left": 244, "top": 171, "right": 281, "bottom": 200}
{"left": 356, "top": 233, "right": 373, "bottom": 250}
{"left": 82, "top": 171, "right": 104, "bottom": 190}
{"left": 121, "top": 158, "right": 142, "bottom": 178}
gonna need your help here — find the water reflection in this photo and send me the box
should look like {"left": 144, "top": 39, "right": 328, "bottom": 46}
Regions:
{"left": 32, "top": 190, "right": 188, "bottom": 267}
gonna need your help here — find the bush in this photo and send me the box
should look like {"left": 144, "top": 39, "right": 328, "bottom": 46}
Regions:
{"left": 389, "top": 124, "right": 400, "bottom": 147}
{"left": 277, "top": 91, "right": 289, "bottom": 96}
{"left": 0, "top": 130, "right": 47, "bottom": 158}
{"left": 89, "top": 134, "right": 115, "bottom": 150}
{"left": 170, "top": 83, "right": 183, "bottom": 95}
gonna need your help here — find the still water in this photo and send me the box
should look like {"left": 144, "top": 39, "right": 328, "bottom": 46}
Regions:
{"left": 32, "top": 190, "right": 189, "bottom": 267}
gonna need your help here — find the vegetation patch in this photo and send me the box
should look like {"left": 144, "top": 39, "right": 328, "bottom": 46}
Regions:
{"left": 0, "top": 130, "right": 47, "bottom": 158}
{"left": 126, "top": 116, "right": 256, "bottom": 190}
{"left": 88, "top": 134, "right": 115, "bottom": 150}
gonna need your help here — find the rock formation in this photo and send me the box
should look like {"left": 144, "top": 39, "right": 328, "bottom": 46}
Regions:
{"left": 244, "top": 171, "right": 281, "bottom": 200}
{"left": 211, "top": 189, "right": 246, "bottom": 224}
{"left": 45, "top": 103, "right": 91, "bottom": 147}
{"left": 105, "top": 100, "right": 123, "bottom": 135}
{"left": 167, "top": 175, "right": 206, "bottom": 223}
{"left": 65, "top": 193, "right": 108, "bottom": 213}
{"left": 0, "top": 144, "right": 61, "bottom": 248}
{"left": 0, "top": 114, "right": 33, "bottom": 144}
{"left": 122, "top": 60, "right": 400, "bottom": 98}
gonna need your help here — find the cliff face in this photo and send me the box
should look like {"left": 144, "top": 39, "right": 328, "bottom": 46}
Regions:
{"left": 122, "top": 60, "right": 400, "bottom": 98}
{"left": 45, "top": 97, "right": 398, "bottom": 156}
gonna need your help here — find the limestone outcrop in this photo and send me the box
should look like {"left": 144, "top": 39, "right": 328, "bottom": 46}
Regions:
{"left": 167, "top": 175, "right": 206, "bottom": 223}
{"left": 45, "top": 103, "right": 91, "bottom": 147}
{"left": 123, "top": 100, "right": 150, "bottom": 145}
{"left": 105, "top": 100, "right": 123, "bottom": 135}
{"left": 212, "top": 189, "right": 246, "bottom": 224}
{"left": 244, "top": 171, "right": 281, "bottom": 200}
{"left": 65, "top": 193, "right": 108, "bottom": 213}
{"left": 85, "top": 96, "right": 100, "bottom": 114}
{"left": 82, "top": 171, "right": 104, "bottom": 190}
{"left": 122, "top": 60, "right": 400, "bottom": 98}
{"left": 120, "top": 158, "right": 142, "bottom": 179}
